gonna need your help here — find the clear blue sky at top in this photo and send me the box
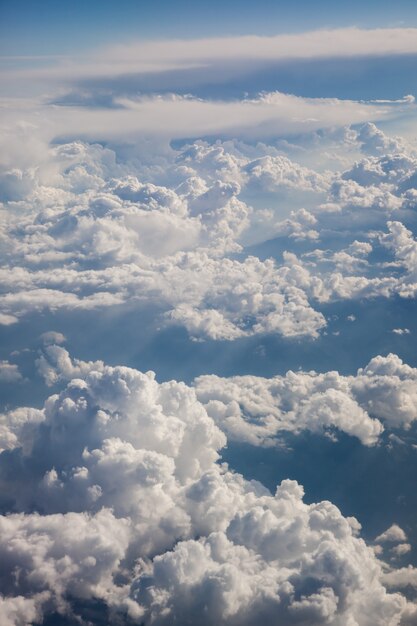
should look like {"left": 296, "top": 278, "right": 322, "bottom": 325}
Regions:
{"left": 1, "top": 0, "right": 417, "bottom": 56}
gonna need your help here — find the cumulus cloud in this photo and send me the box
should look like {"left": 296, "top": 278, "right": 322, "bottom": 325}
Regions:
{"left": 243, "top": 154, "right": 331, "bottom": 193}
{"left": 381, "top": 221, "right": 417, "bottom": 295}
{"left": 0, "top": 350, "right": 412, "bottom": 625}
{"left": 0, "top": 509, "right": 132, "bottom": 619}
{"left": 36, "top": 345, "right": 417, "bottom": 451}
{"left": 0, "top": 138, "right": 336, "bottom": 341}
{"left": 357, "top": 122, "right": 411, "bottom": 156}
{"left": 195, "top": 352, "right": 417, "bottom": 446}
{"left": 375, "top": 524, "right": 408, "bottom": 544}
{"left": 132, "top": 498, "right": 404, "bottom": 626}
{"left": 2, "top": 23, "right": 417, "bottom": 625}
{"left": 1, "top": 123, "right": 417, "bottom": 342}
{"left": 40, "top": 331, "right": 66, "bottom": 345}
{"left": 0, "top": 361, "right": 22, "bottom": 383}
{"left": 0, "top": 406, "right": 44, "bottom": 454}
{"left": 391, "top": 544, "right": 412, "bottom": 558}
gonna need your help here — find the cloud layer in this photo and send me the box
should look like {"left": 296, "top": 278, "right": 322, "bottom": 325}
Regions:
{"left": 0, "top": 348, "right": 415, "bottom": 625}
{"left": 1, "top": 31, "right": 417, "bottom": 624}
{"left": 35, "top": 345, "right": 417, "bottom": 449}
{"left": 1, "top": 121, "right": 417, "bottom": 343}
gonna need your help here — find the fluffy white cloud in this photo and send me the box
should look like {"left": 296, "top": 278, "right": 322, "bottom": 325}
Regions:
{"left": 375, "top": 525, "right": 408, "bottom": 544}
{"left": 195, "top": 352, "right": 417, "bottom": 446}
{"left": 391, "top": 544, "right": 412, "bottom": 558}
{"left": 0, "top": 361, "right": 22, "bottom": 383}
{"left": 0, "top": 350, "right": 413, "bottom": 625}
{"left": 0, "top": 509, "right": 131, "bottom": 618}
{"left": 383, "top": 566, "right": 417, "bottom": 590}
{"left": 357, "top": 123, "right": 411, "bottom": 157}
{"left": 132, "top": 492, "right": 405, "bottom": 626}
{"left": 353, "top": 353, "right": 417, "bottom": 429}
{"left": 1, "top": 139, "right": 334, "bottom": 340}
{"left": 40, "top": 331, "right": 66, "bottom": 346}
{"left": 243, "top": 155, "right": 331, "bottom": 193}
{"left": 0, "top": 594, "right": 44, "bottom": 626}
{"left": 2, "top": 26, "right": 417, "bottom": 625}
{"left": 36, "top": 345, "right": 417, "bottom": 450}
{"left": 1, "top": 120, "right": 417, "bottom": 343}
{"left": 0, "top": 406, "right": 44, "bottom": 454}
{"left": 381, "top": 221, "right": 417, "bottom": 295}
{"left": 2, "top": 90, "right": 402, "bottom": 150}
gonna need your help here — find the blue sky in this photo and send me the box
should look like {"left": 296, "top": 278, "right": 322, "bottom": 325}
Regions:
{"left": 2, "top": 0, "right": 417, "bottom": 55}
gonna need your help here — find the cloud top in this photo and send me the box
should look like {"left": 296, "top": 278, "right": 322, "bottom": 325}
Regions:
{"left": 0, "top": 348, "right": 414, "bottom": 625}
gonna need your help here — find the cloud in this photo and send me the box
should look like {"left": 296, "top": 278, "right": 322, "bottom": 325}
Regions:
{"left": 195, "top": 352, "right": 417, "bottom": 446}
{"left": 0, "top": 361, "right": 22, "bottom": 383}
{"left": 37, "top": 345, "right": 417, "bottom": 449}
{"left": 2, "top": 91, "right": 405, "bottom": 147}
{"left": 0, "top": 509, "right": 131, "bottom": 611}
{"left": 0, "top": 349, "right": 412, "bottom": 625}
{"left": 383, "top": 565, "right": 417, "bottom": 590}
{"left": 7, "top": 28, "right": 417, "bottom": 85}
{"left": 0, "top": 594, "right": 44, "bottom": 626}
{"left": 0, "top": 406, "right": 44, "bottom": 454}
{"left": 1, "top": 123, "right": 417, "bottom": 342}
{"left": 243, "top": 154, "right": 331, "bottom": 192}
{"left": 2, "top": 23, "right": 417, "bottom": 625}
{"left": 391, "top": 544, "right": 412, "bottom": 558}
{"left": 357, "top": 122, "right": 410, "bottom": 156}
{"left": 353, "top": 354, "right": 417, "bottom": 429}
{"left": 1, "top": 139, "right": 335, "bottom": 340}
{"left": 131, "top": 510, "right": 404, "bottom": 625}
{"left": 381, "top": 221, "right": 417, "bottom": 294}
{"left": 0, "top": 313, "right": 18, "bottom": 326}
{"left": 40, "top": 331, "right": 66, "bottom": 345}
{"left": 375, "top": 524, "right": 408, "bottom": 544}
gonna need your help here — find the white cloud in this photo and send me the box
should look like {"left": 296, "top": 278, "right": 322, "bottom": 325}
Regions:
{"left": 243, "top": 154, "right": 331, "bottom": 193}
{"left": 2, "top": 25, "right": 417, "bottom": 625}
{"left": 7, "top": 28, "right": 417, "bottom": 85}
{"left": 0, "top": 407, "right": 44, "bottom": 454}
{"left": 381, "top": 221, "right": 417, "bottom": 294}
{"left": 40, "top": 331, "right": 66, "bottom": 345}
{"left": 0, "top": 361, "right": 22, "bottom": 383}
{"left": 37, "top": 346, "right": 417, "bottom": 450}
{"left": 0, "top": 509, "right": 132, "bottom": 621}
{"left": 353, "top": 354, "right": 417, "bottom": 429}
{"left": 0, "top": 140, "right": 334, "bottom": 340}
{"left": 383, "top": 565, "right": 417, "bottom": 589}
{"left": 0, "top": 349, "right": 411, "bottom": 624}
{"left": 357, "top": 122, "right": 409, "bottom": 155}
{"left": 375, "top": 524, "right": 408, "bottom": 544}
{"left": 1, "top": 127, "right": 417, "bottom": 342}
{"left": 391, "top": 544, "right": 412, "bottom": 558}
{"left": 0, "top": 313, "right": 18, "bottom": 326}
{"left": 195, "top": 352, "right": 417, "bottom": 446}
{"left": 1, "top": 91, "right": 403, "bottom": 147}
{"left": 131, "top": 481, "right": 406, "bottom": 626}
{"left": 0, "top": 594, "right": 44, "bottom": 626}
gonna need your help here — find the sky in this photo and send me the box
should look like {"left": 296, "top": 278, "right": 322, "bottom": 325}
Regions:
{"left": 1, "top": 0, "right": 417, "bottom": 55}
{"left": 1, "top": 2, "right": 417, "bottom": 626}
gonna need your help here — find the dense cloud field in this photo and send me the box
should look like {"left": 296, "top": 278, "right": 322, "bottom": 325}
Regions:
{"left": 1, "top": 20, "right": 417, "bottom": 626}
